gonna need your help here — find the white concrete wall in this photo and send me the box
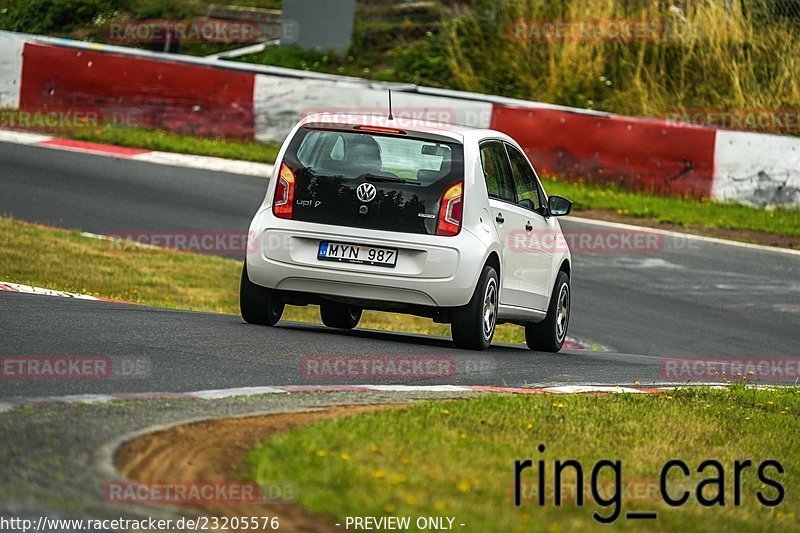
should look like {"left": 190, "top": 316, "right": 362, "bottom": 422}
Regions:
{"left": 253, "top": 74, "right": 493, "bottom": 143}
{"left": 713, "top": 130, "right": 800, "bottom": 209}
{"left": 0, "top": 31, "right": 26, "bottom": 109}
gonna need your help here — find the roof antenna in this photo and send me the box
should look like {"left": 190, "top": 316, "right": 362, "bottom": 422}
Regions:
{"left": 387, "top": 89, "right": 394, "bottom": 120}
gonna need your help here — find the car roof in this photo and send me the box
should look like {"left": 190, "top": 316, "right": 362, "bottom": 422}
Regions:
{"left": 298, "top": 113, "right": 512, "bottom": 145}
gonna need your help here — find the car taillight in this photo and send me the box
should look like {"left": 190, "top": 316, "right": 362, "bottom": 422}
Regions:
{"left": 272, "top": 163, "right": 295, "bottom": 219}
{"left": 436, "top": 181, "right": 463, "bottom": 236}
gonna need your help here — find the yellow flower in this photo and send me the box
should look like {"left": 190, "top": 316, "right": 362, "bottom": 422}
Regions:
{"left": 384, "top": 503, "right": 396, "bottom": 513}
{"left": 434, "top": 500, "right": 445, "bottom": 511}
{"left": 340, "top": 452, "right": 351, "bottom": 461}
{"left": 315, "top": 450, "right": 327, "bottom": 457}
{"left": 458, "top": 481, "right": 470, "bottom": 493}
{"left": 369, "top": 444, "right": 380, "bottom": 453}
{"left": 371, "top": 470, "right": 386, "bottom": 479}
{"left": 666, "top": 395, "right": 674, "bottom": 399}
{"left": 527, "top": 423, "right": 534, "bottom": 429}
{"left": 552, "top": 402, "right": 564, "bottom": 408}
{"left": 405, "top": 496, "right": 418, "bottom": 506}
{"left": 389, "top": 474, "right": 407, "bottom": 485}
{"left": 460, "top": 433, "right": 467, "bottom": 439}
{"left": 441, "top": 409, "right": 450, "bottom": 415}
{"left": 400, "top": 456, "right": 410, "bottom": 465}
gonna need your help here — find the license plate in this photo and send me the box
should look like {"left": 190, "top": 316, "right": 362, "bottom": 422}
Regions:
{"left": 318, "top": 241, "right": 398, "bottom": 268}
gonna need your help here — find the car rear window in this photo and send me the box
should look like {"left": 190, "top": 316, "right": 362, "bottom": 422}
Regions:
{"left": 289, "top": 127, "right": 463, "bottom": 183}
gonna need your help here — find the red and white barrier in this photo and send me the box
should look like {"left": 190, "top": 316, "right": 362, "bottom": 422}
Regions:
{"left": 0, "top": 30, "right": 797, "bottom": 209}
{"left": 20, "top": 42, "right": 256, "bottom": 139}
{"left": 489, "top": 105, "right": 717, "bottom": 198}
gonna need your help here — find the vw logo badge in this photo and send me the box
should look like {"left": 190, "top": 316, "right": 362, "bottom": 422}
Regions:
{"left": 356, "top": 182, "right": 377, "bottom": 203}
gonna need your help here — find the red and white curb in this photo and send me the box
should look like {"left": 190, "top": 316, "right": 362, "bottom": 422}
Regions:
{"left": 0, "top": 129, "right": 274, "bottom": 177}
{"left": 0, "top": 384, "right": 676, "bottom": 413}
{"left": 0, "top": 281, "right": 114, "bottom": 302}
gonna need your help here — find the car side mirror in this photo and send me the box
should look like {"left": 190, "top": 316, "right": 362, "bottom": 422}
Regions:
{"left": 518, "top": 198, "right": 536, "bottom": 211}
{"left": 547, "top": 195, "right": 572, "bottom": 217}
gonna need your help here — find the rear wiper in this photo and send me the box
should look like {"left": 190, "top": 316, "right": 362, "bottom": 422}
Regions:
{"left": 363, "top": 174, "right": 421, "bottom": 186}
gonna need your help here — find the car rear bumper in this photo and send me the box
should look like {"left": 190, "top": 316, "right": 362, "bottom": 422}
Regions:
{"left": 245, "top": 208, "right": 487, "bottom": 308}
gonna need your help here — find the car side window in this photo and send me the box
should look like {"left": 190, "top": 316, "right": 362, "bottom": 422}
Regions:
{"left": 479, "top": 141, "right": 516, "bottom": 203}
{"left": 506, "top": 144, "right": 543, "bottom": 212}
{"left": 330, "top": 136, "right": 346, "bottom": 160}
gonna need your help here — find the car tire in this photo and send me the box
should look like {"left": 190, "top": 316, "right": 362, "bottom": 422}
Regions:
{"left": 240, "top": 263, "right": 284, "bottom": 326}
{"left": 451, "top": 266, "right": 498, "bottom": 351}
{"left": 320, "top": 303, "right": 362, "bottom": 330}
{"left": 525, "top": 271, "right": 570, "bottom": 352}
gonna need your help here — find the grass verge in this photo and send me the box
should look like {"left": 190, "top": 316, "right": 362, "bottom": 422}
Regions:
{"left": 18, "top": 124, "right": 281, "bottom": 164}
{"left": 0, "top": 216, "right": 527, "bottom": 343}
{"left": 542, "top": 177, "right": 800, "bottom": 244}
{"left": 248, "top": 387, "right": 800, "bottom": 531}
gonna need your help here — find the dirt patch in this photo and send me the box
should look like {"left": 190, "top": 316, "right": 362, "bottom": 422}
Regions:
{"left": 114, "top": 405, "right": 398, "bottom": 532}
{"left": 575, "top": 209, "right": 800, "bottom": 250}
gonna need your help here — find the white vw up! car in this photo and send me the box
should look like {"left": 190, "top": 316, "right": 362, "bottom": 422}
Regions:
{"left": 241, "top": 114, "right": 573, "bottom": 351}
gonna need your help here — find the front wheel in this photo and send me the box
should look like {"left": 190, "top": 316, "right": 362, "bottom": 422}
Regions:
{"left": 320, "top": 303, "right": 362, "bottom": 330}
{"left": 240, "top": 263, "right": 284, "bottom": 326}
{"left": 451, "top": 266, "right": 499, "bottom": 351}
{"left": 525, "top": 271, "right": 570, "bottom": 352}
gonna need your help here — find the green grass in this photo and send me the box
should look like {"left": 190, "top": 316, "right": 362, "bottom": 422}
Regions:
{"left": 437, "top": 1, "right": 800, "bottom": 123}
{"left": 248, "top": 386, "right": 800, "bottom": 531}
{"left": 543, "top": 176, "right": 800, "bottom": 238}
{"left": 0, "top": 216, "right": 243, "bottom": 313}
{"left": 67, "top": 125, "right": 280, "bottom": 164}
{"left": 0, "top": 216, "right": 528, "bottom": 343}
{"left": 233, "top": 0, "right": 800, "bottom": 135}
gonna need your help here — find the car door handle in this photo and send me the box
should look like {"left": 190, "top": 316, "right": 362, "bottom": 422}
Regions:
{"left": 525, "top": 222, "right": 533, "bottom": 232}
{"left": 496, "top": 213, "right": 505, "bottom": 224}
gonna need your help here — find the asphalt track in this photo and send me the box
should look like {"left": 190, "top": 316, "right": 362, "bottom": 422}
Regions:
{"left": 2, "top": 141, "right": 799, "bottom": 399}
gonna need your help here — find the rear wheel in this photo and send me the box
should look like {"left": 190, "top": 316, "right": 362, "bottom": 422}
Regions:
{"left": 525, "top": 271, "right": 570, "bottom": 352}
{"left": 451, "top": 266, "right": 498, "bottom": 351}
{"left": 320, "top": 303, "right": 362, "bottom": 330}
{"left": 240, "top": 263, "right": 284, "bottom": 326}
